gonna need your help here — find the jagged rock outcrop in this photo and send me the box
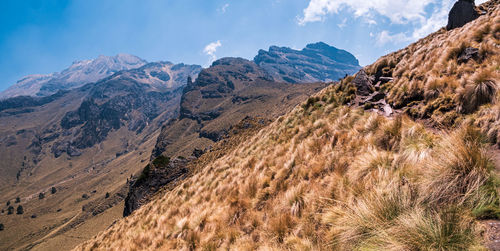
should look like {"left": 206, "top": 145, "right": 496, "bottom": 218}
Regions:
{"left": 254, "top": 42, "right": 361, "bottom": 83}
{"left": 446, "top": 0, "right": 479, "bottom": 30}
{"left": 352, "top": 70, "right": 375, "bottom": 96}
{"left": 153, "top": 57, "right": 326, "bottom": 159}
{"left": 123, "top": 157, "right": 191, "bottom": 217}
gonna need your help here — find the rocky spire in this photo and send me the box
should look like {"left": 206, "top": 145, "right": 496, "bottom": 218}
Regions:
{"left": 446, "top": 0, "right": 479, "bottom": 30}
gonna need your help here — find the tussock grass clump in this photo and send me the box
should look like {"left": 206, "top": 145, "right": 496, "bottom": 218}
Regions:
{"left": 378, "top": 208, "right": 481, "bottom": 251}
{"left": 375, "top": 115, "right": 403, "bottom": 151}
{"left": 457, "top": 69, "right": 497, "bottom": 114}
{"left": 269, "top": 214, "right": 294, "bottom": 243}
{"left": 473, "top": 24, "right": 491, "bottom": 43}
{"left": 284, "top": 183, "right": 306, "bottom": 217}
{"left": 421, "top": 125, "right": 493, "bottom": 207}
{"left": 324, "top": 184, "right": 418, "bottom": 250}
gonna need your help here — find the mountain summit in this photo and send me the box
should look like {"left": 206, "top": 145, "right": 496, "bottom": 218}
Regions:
{"left": 254, "top": 42, "right": 361, "bottom": 83}
{"left": 0, "top": 54, "right": 147, "bottom": 99}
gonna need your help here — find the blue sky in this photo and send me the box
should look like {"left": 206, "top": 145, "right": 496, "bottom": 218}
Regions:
{"left": 0, "top": 0, "right": 487, "bottom": 91}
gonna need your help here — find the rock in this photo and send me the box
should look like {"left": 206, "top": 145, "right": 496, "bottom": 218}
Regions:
{"left": 383, "top": 104, "right": 394, "bottom": 117}
{"left": 123, "top": 158, "right": 190, "bottom": 217}
{"left": 352, "top": 70, "right": 375, "bottom": 96}
{"left": 366, "top": 92, "right": 386, "bottom": 103}
{"left": 192, "top": 148, "right": 205, "bottom": 158}
{"left": 379, "top": 77, "right": 394, "bottom": 83}
{"left": 457, "top": 47, "right": 480, "bottom": 64}
{"left": 51, "top": 141, "right": 82, "bottom": 158}
{"left": 446, "top": 0, "right": 479, "bottom": 30}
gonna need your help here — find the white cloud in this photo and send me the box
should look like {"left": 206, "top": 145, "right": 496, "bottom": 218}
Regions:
{"left": 376, "top": 30, "right": 412, "bottom": 46}
{"left": 298, "top": 0, "right": 434, "bottom": 26}
{"left": 203, "top": 40, "right": 222, "bottom": 65}
{"left": 337, "top": 18, "right": 347, "bottom": 29}
{"left": 299, "top": 0, "right": 488, "bottom": 46}
{"left": 219, "top": 3, "right": 230, "bottom": 13}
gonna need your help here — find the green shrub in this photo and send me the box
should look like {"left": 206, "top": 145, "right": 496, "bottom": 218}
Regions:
{"left": 51, "top": 187, "right": 57, "bottom": 194}
{"left": 0, "top": 223, "right": 4, "bottom": 231}
{"left": 16, "top": 205, "right": 23, "bottom": 215}
{"left": 136, "top": 165, "right": 151, "bottom": 185}
{"left": 105, "top": 192, "right": 110, "bottom": 199}
{"left": 38, "top": 193, "right": 45, "bottom": 200}
{"left": 15, "top": 197, "right": 20, "bottom": 203}
{"left": 7, "top": 206, "right": 14, "bottom": 215}
{"left": 152, "top": 156, "right": 170, "bottom": 167}
{"left": 6, "top": 200, "right": 10, "bottom": 206}
{"left": 303, "top": 97, "right": 320, "bottom": 109}
{"left": 472, "top": 175, "right": 500, "bottom": 219}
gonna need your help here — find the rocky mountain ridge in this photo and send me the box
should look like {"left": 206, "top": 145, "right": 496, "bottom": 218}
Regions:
{"left": 0, "top": 60, "right": 201, "bottom": 250}
{"left": 254, "top": 42, "right": 361, "bottom": 83}
{"left": 0, "top": 54, "right": 147, "bottom": 99}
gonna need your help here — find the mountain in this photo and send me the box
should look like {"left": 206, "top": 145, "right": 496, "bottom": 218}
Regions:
{"left": 254, "top": 42, "right": 361, "bottom": 83}
{"left": 124, "top": 45, "right": 360, "bottom": 217}
{"left": 106, "top": 61, "right": 202, "bottom": 92}
{"left": 0, "top": 40, "right": 359, "bottom": 250}
{"left": 76, "top": 1, "right": 500, "bottom": 250}
{"left": 124, "top": 57, "right": 326, "bottom": 216}
{"left": 0, "top": 61, "right": 201, "bottom": 250}
{"left": 0, "top": 54, "right": 147, "bottom": 99}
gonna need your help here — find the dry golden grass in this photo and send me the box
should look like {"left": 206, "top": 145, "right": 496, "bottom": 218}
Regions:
{"left": 74, "top": 83, "right": 499, "bottom": 250}
{"left": 365, "top": 3, "right": 499, "bottom": 124}
{"left": 74, "top": 2, "right": 500, "bottom": 250}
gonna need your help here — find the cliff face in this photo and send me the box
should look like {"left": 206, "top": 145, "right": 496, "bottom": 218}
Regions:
{"left": 254, "top": 42, "right": 361, "bottom": 83}
{"left": 153, "top": 57, "right": 326, "bottom": 159}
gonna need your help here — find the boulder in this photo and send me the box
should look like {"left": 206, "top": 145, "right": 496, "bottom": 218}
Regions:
{"left": 446, "top": 0, "right": 479, "bottom": 30}
{"left": 352, "top": 70, "right": 374, "bottom": 96}
{"left": 457, "top": 47, "right": 480, "bottom": 64}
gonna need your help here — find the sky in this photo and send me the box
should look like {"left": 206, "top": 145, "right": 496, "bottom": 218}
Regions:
{"left": 0, "top": 0, "right": 488, "bottom": 92}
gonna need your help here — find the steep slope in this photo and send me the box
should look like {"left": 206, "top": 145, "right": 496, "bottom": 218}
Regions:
{"left": 123, "top": 44, "right": 361, "bottom": 217}
{"left": 255, "top": 42, "right": 361, "bottom": 83}
{"left": 361, "top": 0, "right": 499, "bottom": 131}
{"left": 154, "top": 58, "right": 326, "bottom": 158}
{"left": 124, "top": 58, "right": 326, "bottom": 216}
{"left": 76, "top": 1, "right": 500, "bottom": 250}
{"left": 0, "top": 62, "right": 201, "bottom": 250}
{"left": 0, "top": 54, "right": 147, "bottom": 99}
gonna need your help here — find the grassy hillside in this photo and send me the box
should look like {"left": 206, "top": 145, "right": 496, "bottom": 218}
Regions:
{"left": 76, "top": 1, "right": 499, "bottom": 250}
